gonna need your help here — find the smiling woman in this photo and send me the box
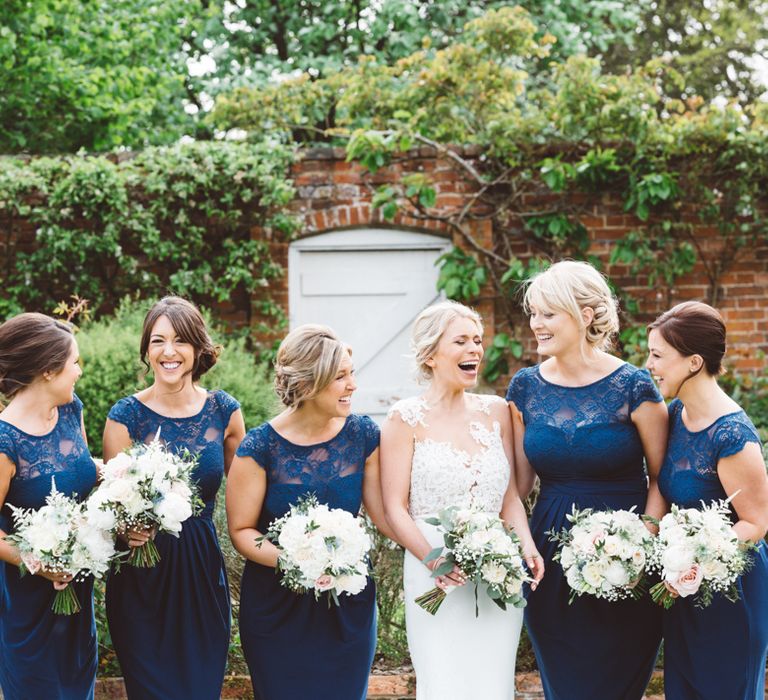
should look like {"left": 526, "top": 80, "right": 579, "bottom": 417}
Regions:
{"left": 380, "top": 300, "right": 542, "bottom": 700}
{"left": 225, "top": 323, "right": 396, "bottom": 700}
{"left": 0, "top": 313, "right": 98, "bottom": 700}
{"left": 102, "top": 296, "right": 246, "bottom": 700}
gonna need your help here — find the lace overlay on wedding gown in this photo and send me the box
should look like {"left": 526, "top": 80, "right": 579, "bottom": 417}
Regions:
{"left": 389, "top": 393, "right": 522, "bottom": 700}
{"left": 389, "top": 394, "right": 510, "bottom": 519}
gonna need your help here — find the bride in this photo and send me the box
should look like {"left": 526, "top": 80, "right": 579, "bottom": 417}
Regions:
{"left": 381, "top": 301, "right": 544, "bottom": 700}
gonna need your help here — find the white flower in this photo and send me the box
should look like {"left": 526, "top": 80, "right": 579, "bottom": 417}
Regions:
{"left": 334, "top": 572, "right": 368, "bottom": 596}
{"left": 566, "top": 565, "right": 583, "bottom": 591}
{"left": 604, "top": 560, "right": 631, "bottom": 587}
{"left": 582, "top": 561, "right": 608, "bottom": 589}
{"left": 481, "top": 561, "right": 508, "bottom": 585}
{"left": 661, "top": 544, "right": 695, "bottom": 574}
{"left": 154, "top": 492, "right": 192, "bottom": 535}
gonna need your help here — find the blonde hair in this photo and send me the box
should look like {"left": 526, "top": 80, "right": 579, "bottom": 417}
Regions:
{"left": 524, "top": 260, "right": 619, "bottom": 350}
{"left": 274, "top": 324, "right": 350, "bottom": 408}
{"left": 411, "top": 301, "right": 483, "bottom": 382}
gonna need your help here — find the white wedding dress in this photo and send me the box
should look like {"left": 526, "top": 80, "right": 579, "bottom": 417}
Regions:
{"left": 389, "top": 394, "right": 523, "bottom": 700}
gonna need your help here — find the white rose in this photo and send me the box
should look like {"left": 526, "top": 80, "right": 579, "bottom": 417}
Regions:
{"left": 661, "top": 544, "right": 696, "bottom": 574}
{"left": 582, "top": 561, "right": 608, "bottom": 589}
{"left": 602, "top": 535, "right": 621, "bottom": 557}
{"left": 604, "top": 560, "right": 631, "bottom": 587}
{"left": 334, "top": 572, "right": 368, "bottom": 596}
{"left": 700, "top": 558, "right": 728, "bottom": 579}
{"left": 101, "top": 478, "right": 134, "bottom": 505}
{"left": 155, "top": 492, "right": 192, "bottom": 534}
{"left": 103, "top": 452, "right": 132, "bottom": 479}
{"left": 24, "top": 522, "right": 65, "bottom": 553}
{"left": 560, "top": 547, "right": 576, "bottom": 568}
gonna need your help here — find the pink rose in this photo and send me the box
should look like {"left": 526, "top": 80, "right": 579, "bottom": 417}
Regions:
{"left": 20, "top": 553, "right": 42, "bottom": 575}
{"left": 666, "top": 563, "right": 703, "bottom": 598}
{"left": 315, "top": 574, "right": 335, "bottom": 591}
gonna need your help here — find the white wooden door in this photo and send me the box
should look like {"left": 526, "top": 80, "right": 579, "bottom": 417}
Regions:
{"left": 288, "top": 229, "right": 451, "bottom": 422}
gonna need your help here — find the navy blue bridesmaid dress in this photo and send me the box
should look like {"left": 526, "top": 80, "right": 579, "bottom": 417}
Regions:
{"left": 659, "top": 399, "right": 768, "bottom": 700}
{"left": 0, "top": 395, "right": 98, "bottom": 700}
{"left": 507, "top": 363, "right": 663, "bottom": 700}
{"left": 235, "top": 414, "right": 379, "bottom": 700}
{"left": 105, "top": 390, "right": 239, "bottom": 700}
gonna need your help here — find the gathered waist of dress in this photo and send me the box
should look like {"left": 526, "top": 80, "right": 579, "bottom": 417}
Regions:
{"left": 538, "top": 475, "right": 647, "bottom": 499}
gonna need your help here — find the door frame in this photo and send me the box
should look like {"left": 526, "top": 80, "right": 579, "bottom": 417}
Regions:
{"left": 287, "top": 228, "right": 452, "bottom": 329}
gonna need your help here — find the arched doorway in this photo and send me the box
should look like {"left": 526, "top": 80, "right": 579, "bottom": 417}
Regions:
{"left": 288, "top": 228, "right": 451, "bottom": 422}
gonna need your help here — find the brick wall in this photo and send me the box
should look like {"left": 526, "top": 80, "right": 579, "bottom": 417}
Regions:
{"left": 264, "top": 147, "right": 768, "bottom": 381}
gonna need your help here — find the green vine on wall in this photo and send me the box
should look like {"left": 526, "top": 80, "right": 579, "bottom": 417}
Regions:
{"left": 0, "top": 141, "right": 300, "bottom": 340}
{"left": 209, "top": 6, "right": 768, "bottom": 379}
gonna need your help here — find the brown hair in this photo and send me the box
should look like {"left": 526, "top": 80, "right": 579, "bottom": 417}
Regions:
{"left": 140, "top": 297, "right": 220, "bottom": 382}
{"left": 0, "top": 313, "right": 75, "bottom": 398}
{"left": 647, "top": 301, "right": 726, "bottom": 375}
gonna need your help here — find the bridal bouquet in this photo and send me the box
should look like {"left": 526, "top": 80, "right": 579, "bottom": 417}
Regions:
{"left": 648, "top": 498, "right": 754, "bottom": 608}
{"left": 258, "top": 494, "right": 372, "bottom": 605}
{"left": 415, "top": 507, "right": 532, "bottom": 616}
{"left": 87, "top": 437, "right": 199, "bottom": 567}
{"left": 7, "top": 478, "right": 118, "bottom": 614}
{"left": 549, "top": 506, "right": 654, "bottom": 603}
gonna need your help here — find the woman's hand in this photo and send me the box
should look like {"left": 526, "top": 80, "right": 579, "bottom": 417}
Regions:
{"left": 121, "top": 525, "right": 157, "bottom": 548}
{"left": 430, "top": 557, "right": 467, "bottom": 590}
{"left": 663, "top": 580, "right": 680, "bottom": 598}
{"left": 522, "top": 543, "right": 545, "bottom": 590}
{"left": 36, "top": 567, "right": 73, "bottom": 589}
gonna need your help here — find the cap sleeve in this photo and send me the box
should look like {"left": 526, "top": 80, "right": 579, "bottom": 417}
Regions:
{"left": 107, "top": 397, "right": 138, "bottom": 427}
{"left": 213, "top": 390, "right": 241, "bottom": 424}
{"left": 0, "top": 424, "right": 18, "bottom": 465}
{"left": 236, "top": 424, "right": 271, "bottom": 468}
{"left": 713, "top": 418, "right": 761, "bottom": 460}
{"left": 505, "top": 367, "right": 531, "bottom": 412}
{"left": 629, "top": 367, "right": 663, "bottom": 412}
{"left": 359, "top": 415, "right": 380, "bottom": 459}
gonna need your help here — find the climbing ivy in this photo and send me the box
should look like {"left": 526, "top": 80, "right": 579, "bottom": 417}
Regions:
{"left": 211, "top": 6, "right": 768, "bottom": 379}
{"left": 0, "top": 141, "right": 300, "bottom": 337}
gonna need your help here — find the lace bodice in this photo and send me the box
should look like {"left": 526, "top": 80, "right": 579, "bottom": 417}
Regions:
{"left": 108, "top": 390, "right": 240, "bottom": 514}
{"left": 236, "top": 414, "right": 379, "bottom": 531}
{"left": 659, "top": 399, "right": 761, "bottom": 509}
{"left": 506, "top": 363, "right": 662, "bottom": 485}
{"left": 388, "top": 394, "right": 510, "bottom": 518}
{"left": 0, "top": 395, "right": 97, "bottom": 533}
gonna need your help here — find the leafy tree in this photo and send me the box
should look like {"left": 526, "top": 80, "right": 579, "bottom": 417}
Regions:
{"left": 603, "top": 0, "right": 768, "bottom": 105}
{"left": 195, "top": 0, "right": 642, "bottom": 94}
{"left": 0, "top": 0, "right": 202, "bottom": 153}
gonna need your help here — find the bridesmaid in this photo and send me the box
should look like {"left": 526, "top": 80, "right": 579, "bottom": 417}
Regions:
{"left": 0, "top": 313, "right": 97, "bottom": 699}
{"left": 226, "top": 324, "right": 396, "bottom": 700}
{"left": 103, "top": 296, "right": 245, "bottom": 699}
{"left": 506, "top": 260, "right": 668, "bottom": 700}
{"left": 646, "top": 301, "right": 768, "bottom": 700}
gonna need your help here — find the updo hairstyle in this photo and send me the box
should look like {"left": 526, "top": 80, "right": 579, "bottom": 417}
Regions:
{"left": 524, "top": 260, "right": 619, "bottom": 351}
{"left": 647, "top": 301, "right": 726, "bottom": 375}
{"left": 0, "top": 313, "right": 75, "bottom": 399}
{"left": 410, "top": 301, "right": 483, "bottom": 382}
{"left": 139, "top": 296, "right": 220, "bottom": 381}
{"left": 274, "top": 324, "right": 350, "bottom": 408}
